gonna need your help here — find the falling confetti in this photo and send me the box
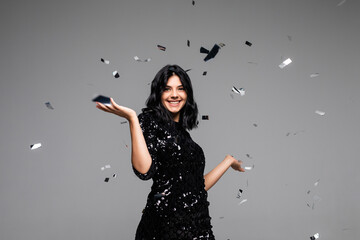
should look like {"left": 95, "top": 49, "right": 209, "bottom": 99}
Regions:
{"left": 287, "top": 35, "right": 293, "bottom": 42}
{"left": 112, "top": 71, "right": 120, "bottom": 78}
{"left": 192, "top": 0, "right": 195, "bottom": 6}
{"left": 121, "top": 121, "right": 128, "bottom": 124}
{"left": 231, "top": 87, "right": 245, "bottom": 96}
{"left": 310, "top": 73, "right": 320, "bottom": 78}
{"left": 100, "top": 58, "right": 110, "bottom": 64}
{"left": 30, "top": 143, "right": 42, "bottom": 150}
{"left": 337, "top": 0, "right": 346, "bottom": 6}
{"left": 314, "top": 179, "right": 320, "bottom": 187}
{"left": 104, "top": 178, "right": 110, "bottom": 182}
{"left": 315, "top": 110, "right": 325, "bottom": 116}
{"left": 253, "top": 123, "right": 258, "bottom": 127}
{"left": 113, "top": 174, "right": 117, "bottom": 178}
{"left": 45, "top": 102, "right": 54, "bottom": 110}
{"left": 92, "top": 95, "right": 111, "bottom": 106}
{"left": 101, "top": 167, "right": 105, "bottom": 171}
{"left": 187, "top": 40, "right": 190, "bottom": 47}
{"left": 200, "top": 44, "right": 224, "bottom": 62}
{"left": 245, "top": 41, "right": 252, "bottom": 47}
{"left": 246, "top": 154, "right": 252, "bottom": 159}
{"left": 185, "top": 69, "right": 192, "bottom": 72}
{"left": 236, "top": 189, "right": 243, "bottom": 199}
{"left": 247, "top": 61, "right": 258, "bottom": 65}
{"left": 134, "top": 56, "right": 151, "bottom": 62}
{"left": 310, "top": 233, "right": 320, "bottom": 240}
{"left": 202, "top": 115, "right": 209, "bottom": 120}
{"left": 105, "top": 165, "right": 111, "bottom": 169}
{"left": 202, "top": 71, "right": 207, "bottom": 76}
{"left": 238, "top": 199, "right": 248, "bottom": 205}
{"left": 244, "top": 164, "right": 254, "bottom": 170}
{"left": 279, "top": 58, "right": 292, "bottom": 69}
{"left": 157, "top": 45, "right": 166, "bottom": 51}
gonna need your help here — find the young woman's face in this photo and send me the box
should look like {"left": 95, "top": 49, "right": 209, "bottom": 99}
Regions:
{"left": 161, "top": 75, "right": 187, "bottom": 122}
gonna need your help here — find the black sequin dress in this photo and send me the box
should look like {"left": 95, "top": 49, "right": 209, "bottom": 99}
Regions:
{"left": 133, "top": 111, "right": 215, "bottom": 240}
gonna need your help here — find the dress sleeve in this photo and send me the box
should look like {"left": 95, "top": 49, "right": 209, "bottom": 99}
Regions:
{"left": 132, "top": 112, "right": 160, "bottom": 180}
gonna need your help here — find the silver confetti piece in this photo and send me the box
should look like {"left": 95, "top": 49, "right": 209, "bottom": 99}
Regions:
{"left": 30, "top": 143, "right": 42, "bottom": 150}
{"left": 279, "top": 58, "right": 292, "bottom": 69}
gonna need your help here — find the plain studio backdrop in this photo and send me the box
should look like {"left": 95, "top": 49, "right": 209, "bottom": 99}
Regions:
{"left": 0, "top": 0, "right": 359, "bottom": 239}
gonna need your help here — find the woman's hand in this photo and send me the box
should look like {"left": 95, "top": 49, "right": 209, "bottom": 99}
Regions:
{"left": 226, "top": 155, "right": 245, "bottom": 172}
{"left": 95, "top": 98, "right": 137, "bottom": 121}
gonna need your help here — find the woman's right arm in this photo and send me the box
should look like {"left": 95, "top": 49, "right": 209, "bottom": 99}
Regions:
{"left": 95, "top": 98, "right": 152, "bottom": 174}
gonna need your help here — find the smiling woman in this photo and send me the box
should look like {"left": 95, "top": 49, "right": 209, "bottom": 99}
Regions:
{"left": 95, "top": 64, "right": 245, "bottom": 239}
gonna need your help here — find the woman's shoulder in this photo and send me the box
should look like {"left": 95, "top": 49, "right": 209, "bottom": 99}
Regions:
{"left": 138, "top": 108, "right": 160, "bottom": 127}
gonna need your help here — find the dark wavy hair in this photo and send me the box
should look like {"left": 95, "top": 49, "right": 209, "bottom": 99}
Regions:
{"left": 143, "top": 64, "right": 199, "bottom": 130}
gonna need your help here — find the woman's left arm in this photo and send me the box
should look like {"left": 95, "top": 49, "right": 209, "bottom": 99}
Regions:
{"left": 204, "top": 155, "right": 245, "bottom": 191}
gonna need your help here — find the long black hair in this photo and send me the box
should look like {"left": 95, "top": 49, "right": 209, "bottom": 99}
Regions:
{"left": 143, "top": 64, "right": 199, "bottom": 130}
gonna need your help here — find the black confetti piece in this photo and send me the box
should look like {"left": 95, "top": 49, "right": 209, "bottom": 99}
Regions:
{"left": 202, "top": 115, "right": 209, "bottom": 120}
{"left": 187, "top": 40, "right": 190, "bottom": 47}
{"left": 245, "top": 41, "right": 252, "bottom": 47}
{"left": 202, "top": 71, "right": 207, "bottom": 76}
{"left": 112, "top": 71, "right": 120, "bottom": 78}
{"left": 104, "top": 178, "right": 110, "bottom": 182}
{"left": 45, "top": 102, "right": 54, "bottom": 110}
{"left": 157, "top": 45, "right": 166, "bottom": 51}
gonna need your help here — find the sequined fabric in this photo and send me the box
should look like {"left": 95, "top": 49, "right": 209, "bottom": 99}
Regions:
{"left": 133, "top": 111, "right": 215, "bottom": 240}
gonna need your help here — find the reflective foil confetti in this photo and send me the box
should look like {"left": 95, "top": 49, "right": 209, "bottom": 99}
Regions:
{"left": 101, "top": 167, "right": 105, "bottom": 171}
{"left": 112, "top": 71, "right": 120, "bottom": 78}
{"left": 337, "top": 0, "right": 346, "bottom": 6}
{"left": 100, "top": 58, "right": 110, "bottom": 64}
{"left": 232, "top": 86, "right": 245, "bottom": 96}
{"left": 105, "top": 165, "right": 111, "bottom": 169}
{"left": 279, "top": 58, "right": 292, "bottom": 69}
{"left": 113, "top": 174, "right": 117, "bottom": 178}
{"left": 134, "top": 56, "right": 151, "bottom": 62}
{"left": 218, "top": 43, "right": 225, "bottom": 47}
{"left": 310, "top": 73, "right": 320, "bottom": 78}
{"left": 30, "top": 143, "right": 42, "bottom": 150}
{"left": 315, "top": 110, "right": 325, "bottom": 116}
{"left": 104, "top": 178, "right": 110, "bottom": 182}
{"left": 187, "top": 40, "right": 190, "bottom": 47}
{"left": 310, "top": 233, "right": 320, "bottom": 240}
{"left": 157, "top": 45, "right": 166, "bottom": 51}
{"left": 314, "top": 179, "right": 320, "bottom": 186}
{"left": 244, "top": 164, "right": 254, "bottom": 170}
{"left": 236, "top": 189, "right": 243, "bottom": 199}
{"left": 202, "top": 115, "right": 209, "bottom": 120}
{"left": 245, "top": 41, "right": 252, "bottom": 47}
{"left": 45, "top": 102, "right": 54, "bottom": 110}
{"left": 203, "top": 71, "right": 207, "bottom": 76}
{"left": 238, "top": 199, "right": 247, "bottom": 205}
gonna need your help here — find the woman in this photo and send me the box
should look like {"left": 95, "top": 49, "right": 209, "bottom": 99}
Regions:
{"left": 95, "top": 64, "right": 244, "bottom": 239}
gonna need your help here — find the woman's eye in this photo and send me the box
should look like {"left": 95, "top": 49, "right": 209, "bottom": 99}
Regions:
{"left": 178, "top": 88, "right": 184, "bottom": 91}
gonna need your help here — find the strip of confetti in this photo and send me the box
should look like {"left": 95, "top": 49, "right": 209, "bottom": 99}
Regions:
{"left": 187, "top": 40, "right": 190, "bottom": 47}
{"left": 45, "top": 102, "right": 54, "bottom": 110}
{"left": 202, "top": 71, "right": 207, "bottom": 76}
{"left": 100, "top": 58, "right": 110, "bottom": 64}
{"left": 30, "top": 143, "right": 42, "bottom": 150}
{"left": 238, "top": 199, "right": 247, "bottom": 205}
{"left": 337, "top": 0, "right": 346, "bottom": 6}
{"left": 310, "top": 73, "right": 320, "bottom": 78}
{"left": 279, "top": 58, "right": 292, "bottom": 69}
{"left": 192, "top": 0, "right": 195, "bottom": 6}
{"left": 245, "top": 41, "right": 252, "bottom": 47}
{"left": 157, "top": 45, "right": 166, "bottom": 51}
{"left": 104, "top": 177, "right": 110, "bottom": 182}
{"left": 202, "top": 115, "right": 209, "bottom": 120}
{"left": 134, "top": 56, "right": 151, "bottom": 62}
{"left": 315, "top": 110, "right": 325, "bottom": 116}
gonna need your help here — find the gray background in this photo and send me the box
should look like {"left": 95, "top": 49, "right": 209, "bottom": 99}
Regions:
{"left": 0, "top": 0, "right": 359, "bottom": 239}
